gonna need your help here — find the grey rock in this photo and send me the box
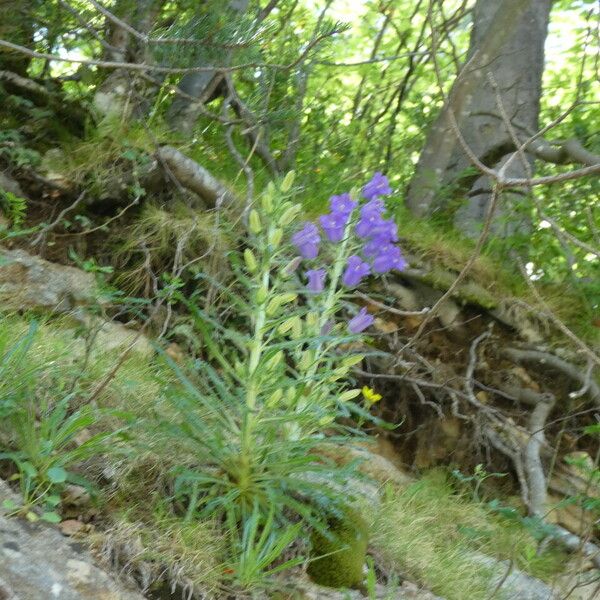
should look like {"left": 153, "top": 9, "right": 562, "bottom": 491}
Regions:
{"left": 289, "top": 575, "right": 444, "bottom": 599}
{"left": 0, "top": 479, "right": 146, "bottom": 600}
{"left": 0, "top": 247, "right": 98, "bottom": 312}
{"left": 471, "top": 553, "right": 560, "bottom": 600}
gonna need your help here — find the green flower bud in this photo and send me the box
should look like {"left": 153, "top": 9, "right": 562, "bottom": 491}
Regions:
{"left": 319, "top": 415, "right": 335, "bottom": 426}
{"left": 267, "top": 293, "right": 297, "bottom": 316}
{"left": 261, "top": 188, "right": 274, "bottom": 213}
{"left": 269, "top": 227, "right": 283, "bottom": 248}
{"left": 266, "top": 351, "right": 283, "bottom": 371}
{"left": 266, "top": 388, "right": 283, "bottom": 408}
{"left": 281, "top": 170, "right": 295, "bottom": 192}
{"left": 256, "top": 285, "right": 268, "bottom": 304}
{"left": 249, "top": 209, "right": 262, "bottom": 234}
{"left": 279, "top": 204, "right": 301, "bottom": 227}
{"left": 298, "top": 350, "right": 313, "bottom": 371}
{"left": 281, "top": 256, "right": 302, "bottom": 278}
{"left": 306, "top": 312, "right": 319, "bottom": 328}
{"left": 278, "top": 316, "right": 299, "bottom": 334}
{"left": 243, "top": 248, "right": 258, "bottom": 273}
{"left": 291, "top": 316, "right": 303, "bottom": 339}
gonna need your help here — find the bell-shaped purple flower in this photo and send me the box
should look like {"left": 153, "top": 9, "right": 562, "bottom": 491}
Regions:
{"left": 370, "top": 218, "right": 398, "bottom": 243}
{"left": 372, "top": 244, "right": 407, "bottom": 273}
{"left": 329, "top": 193, "right": 357, "bottom": 217}
{"left": 355, "top": 199, "right": 386, "bottom": 238}
{"left": 363, "top": 172, "right": 392, "bottom": 200}
{"left": 342, "top": 255, "right": 371, "bottom": 287}
{"left": 305, "top": 268, "right": 326, "bottom": 293}
{"left": 348, "top": 307, "right": 375, "bottom": 334}
{"left": 319, "top": 212, "right": 346, "bottom": 242}
{"left": 292, "top": 222, "right": 320, "bottom": 259}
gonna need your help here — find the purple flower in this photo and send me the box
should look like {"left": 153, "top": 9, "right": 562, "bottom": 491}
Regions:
{"left": 370, "top": 218, "right": 398, "bottom": 243}
{"left": 292, "top": 222, "right": 320, "bottom": 259}
{"left": 329, "top": 193, "right": 357, "bottom": 217}
{"left": 342, "top": 255, "right": 371, "bottom": 287}
{"left": 372, "top": 244, "right": 408, "bottom": 274}
{"left": 319, "top": 212, "right": 346, "bottom": 242}
{"left": 348, "top": 307, "right": 375, "bottom": 334}
{"left": 355, "top": 199, "right": 386, "bottom": 238}
{"left": 305, "top": 268, "right": 326, "bottom": 293}
{"left": 320, "top": 320, "right": 334, "bottom": 336}
{"left": 363, "top": 172, "right": 392, "bottom": 200}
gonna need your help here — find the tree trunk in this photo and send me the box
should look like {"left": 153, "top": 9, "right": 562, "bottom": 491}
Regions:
{"left": 93, "top": 0, "right": 165, "bottom": 119}
{"left": 166, "top": 0, "right": 250, "bottom": 133}
{"left": 406, "top": 0, "right": 552, "bottom": 238}
{"left": 0, "top": 1, "right": 35, "bottom": 76}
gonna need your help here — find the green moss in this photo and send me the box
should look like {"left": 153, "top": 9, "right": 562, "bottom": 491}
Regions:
{"left": 307, "top": 508, "right": 369, "bottom": 589}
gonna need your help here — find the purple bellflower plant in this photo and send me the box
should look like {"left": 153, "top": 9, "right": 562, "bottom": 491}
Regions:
{"left": 290, "top": 171, "right": 405, "bottom": 335}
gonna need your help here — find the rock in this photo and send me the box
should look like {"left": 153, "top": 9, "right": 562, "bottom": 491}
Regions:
{"left": 316, "top": 442, "right": 413, "bottom": 488}
{"left": 0, "top": 247, "right": 98, "bottom": 312}
{"left": 0, "top": 479, "right": 145, "bottom": 600}
{"left": 59, "top": 519, "right": 86, "bottom": 537}
{"left": 70, "top": 316, "right": 154, "bottom": 358}
{"left": 470, "top": 553, "right": 560, "bottom": 599}
{"left": 0, "top": 248, "right": 153, "bottom": 357}
{"left": 287, "top": 573, "right": 443, "bottom": 599}
{"left": 0, "top": 171, "right": 26, "bottom": 198}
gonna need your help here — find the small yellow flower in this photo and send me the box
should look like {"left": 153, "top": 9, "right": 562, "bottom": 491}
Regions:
{"left": 362, "top": 386, "right": 382, "bottom": 404}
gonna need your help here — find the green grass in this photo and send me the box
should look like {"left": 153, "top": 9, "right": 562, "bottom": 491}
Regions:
{"left": 371, "top": 471, "right": 570, "bottom": 600}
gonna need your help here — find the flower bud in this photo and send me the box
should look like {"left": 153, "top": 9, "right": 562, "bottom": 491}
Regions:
{"left": 266, "top": 388, "right": 283, "bottom": 408}
{"left": 243, "top": 248, "right": 258, "bottom": 273}
{"left": 278, "top": 316, "right": 299, "bottom": 335}
{"left": 261, "top": 188, "right": 274, "bottom": 213}
{"left": 306, "top": 312, "right": 319, "bottom": 328}
{"left": 256, "top": 285, "right": 268, "bottom": 304}
{"left": 319, "top": 415, "right": 335, "bottom": 426}
{"left": 249, "top": 209, "right": 262, "bottom": 234}
{"left": 266, "top": 293, "right": 297, "bottom": 316}
{"left": 281, "top": 256, "right": 302, "bottom": 278}
{"left": 269, "top": 228, "right": 283, "bottom": 248}
{"left": 298, "top": 350, "right": 313, "bottom": 371}
{"left": 266, "top": 351, "right": 283, "bottom": 371}
{"left": 281, "top": 170, "right": 295, "bottom": 192}
{"left": 291, "top": 316, "right": 303, "bottom": 339}
{"left": 279, "top": 204, "right": 301, "bottom": 227}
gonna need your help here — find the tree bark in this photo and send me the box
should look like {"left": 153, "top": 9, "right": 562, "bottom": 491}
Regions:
{"left": 93, "top": 0, "right": 165, "bottom": 119}
{"left": 0, "top": 0, "right": 35, "bottom": 76}
{"left": 166, "top": 0, "right": 250, "bottom": 133}
{"left": 406, "top": 0, "right": 552, "bottom": 237}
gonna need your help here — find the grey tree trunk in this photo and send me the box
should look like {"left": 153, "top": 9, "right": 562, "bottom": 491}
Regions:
{"left": 0, "top": 1, "right": 34, "bottom": 75}
{"left": 166, "top": 0, "right": 250, "bottom": 133}
{"left": 406, "top": 0, "right": 552, "bottom": 238}
{"left": 93, "top": 0, "right": 165, "bottom": 119}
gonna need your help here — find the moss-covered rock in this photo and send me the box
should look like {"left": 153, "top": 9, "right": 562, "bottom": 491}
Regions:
{"left": 307, "top": 509, "right": 369, "bottom": 589}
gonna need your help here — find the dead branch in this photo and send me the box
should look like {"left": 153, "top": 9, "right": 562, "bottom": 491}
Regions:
{"left": 502, "top": 347, "right": 600, "bottom": 405}
{"left": 155, "top": 146, "right": 238, "bottom": 207}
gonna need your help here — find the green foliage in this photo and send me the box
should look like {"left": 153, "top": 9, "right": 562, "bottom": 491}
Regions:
{"left": 0, "top": 319, "right": 131, "bottom": 520}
